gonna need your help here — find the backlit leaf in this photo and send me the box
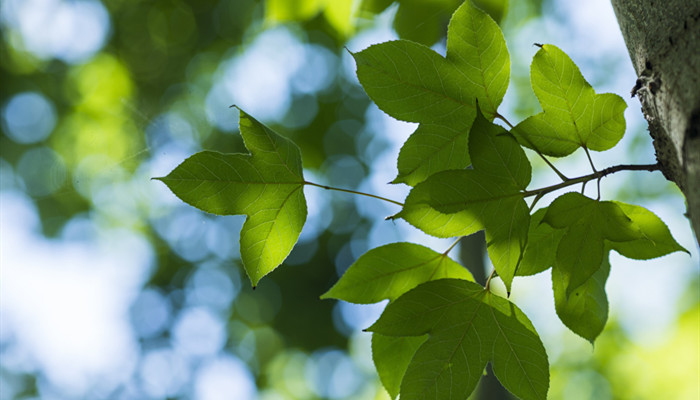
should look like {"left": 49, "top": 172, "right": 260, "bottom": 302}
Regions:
{"left": 447, "top": 0, "right": 510, "bottom": 119}
{"left": 609, "top": 202, "right": 688, "bottom": 259}
{"left": 368, "top": 279, "right": 549, "bottom": 400}
{"left": 517, "top": 208, "right": 564, "bottom": 276}
{"left": 544, "top": 192, "right": 641, "bottom": 295}
{"left": 398, "top": 110, "right": 530, "bottom": 291}
{"left": 156, "top": 110, "right": 306, "bottom": 287}
{"left": 393, "top": 123, "right": 470, "bottom": 186}
{"left": 512, "top": 44, "right": 627, "bottom": 157}
{"left": 354, "top": 1, "right": 510, "bottom": 186}
{"left": 553, "top": 249, "right": 610, "bottom": 343}
{"left": 372, "top": 333, "right": 427, "bottom": 400}
{"left": 353, "top": 40, "right": 476, "bottom": 125}
{"left": 321, "top": 242, "right": 473, "bottom": 303}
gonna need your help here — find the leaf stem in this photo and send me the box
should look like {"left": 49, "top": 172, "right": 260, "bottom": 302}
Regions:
{"left": 442, "top": 237, "right": 463, "bottom": 256}
{"left": 583, "top": 146, "right": 597, "bottom": 173}
{"left": 304, "top": 181, "right": 404, "bottom": 206}
{"left": 522, "top": 163, "right": 660, "bottom": 199}
{"left": 494, "top": 112, "right": 515, "bottom": 129}
{"left": 485, "top": 269, "right": 497, "bottom": 291}
{"left": 494, "top": 111, "right": 569, "bottom": 182}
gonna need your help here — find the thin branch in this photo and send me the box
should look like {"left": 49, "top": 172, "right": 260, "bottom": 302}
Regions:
{"left": 522, "top": 163, "right": 660, "bottom": 199}
{"left": 304, "top": 181, "right": 404, "bottom": 207}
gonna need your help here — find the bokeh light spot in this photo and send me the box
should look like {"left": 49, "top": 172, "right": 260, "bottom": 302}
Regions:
{"left": 2, "top": 92, "right": 57, "bottom": 144}
{"left": 16, "top": 147, "right": 67, "bottom": 197}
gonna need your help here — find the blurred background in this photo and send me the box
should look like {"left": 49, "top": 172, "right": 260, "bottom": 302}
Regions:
{"left": 1, "top": 0, "right": 698, "bottom": 399}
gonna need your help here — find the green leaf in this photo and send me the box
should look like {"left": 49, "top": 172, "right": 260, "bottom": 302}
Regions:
{"left": 393, "top": 0, "right": 455, "bottom": 47}
{"left": 609, "top": 202, "right": 689, "bottom": 259}
{"left": 355, "top": 1, "right": 510, "bottom": 186}
{"left": 472, "top": 0, "right": 509, "bottom": 23}
{"left": 553, "top": 249, "right": 610, "bottom": 343}
{"left": 517, "top": 208, "right": 565, "bottom": 276}
{"left": 156, "top": 110, "right": 306, "bottom": 287}
{"left": 321, "top": 242, "right": 473, "bottom": 303}
{"left": 372, "top": 333, "right": 427, "bottom": 400}
{"left": 447, "top": 0, "right": 510, "bottom": 119}
{"left": 544, "top": 192, "right": 641, "bottom": 295}
{"left": 353, "top": 40, "right": 477, "bottom": 126}
{"left": 394, "top": 123, "right": 470, "bottom": 186}
{"left": 398, "top": 110, "right": 530, "bottom": 291}
{"left": 512, "top": 44, "right": 627, "bottom": 157}
{"left": 368, "top": 279, "right": 549, "bottom": 400}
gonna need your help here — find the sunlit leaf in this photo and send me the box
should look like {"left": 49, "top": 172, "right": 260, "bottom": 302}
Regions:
{"left": 553, "top": 249, "right": 610, "bottom": 343}
{"left": 609, "top": 202, "right": 688, "bottom": 259}
{"left": 398, "top": 110, "right": 530, "bottom": 291}
{"left": 393, "top": 123, "right": 471, "bottom": 186}
{"left": 156, "top": 109, "right": 306, "bottom": 287}
{"left": 372, "top": 333, "right": 427, "bottom": 400}
{"left": 512, "top": 44, "right": 627, "bottom": 157}
{"left": 368, "top": 279, "right": 549, "bottom": 400}
{"left": 517, "top": 208, "right": 564, "bottom": 276}
{"left": 544, "top": 192, "right": 641, "bottom": 295}
{"left": 321, "top": 242, "right": 473, "bottom": 303}
{"left": 355, "top": 1, "right": 510, "bottom": 186}
{"left": 447, "top": 0, "right": 510, "bottom": 119}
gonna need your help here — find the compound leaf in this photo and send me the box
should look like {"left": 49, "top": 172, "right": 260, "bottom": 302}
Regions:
{"left": 156, "top": 110, "right": 306, "bottom": 287}
{"left": 553, "top": 249, "right": 611, "bottom": 343}
{"left": 609, "top": 202, "right": 688, "bottom": 259}
{"left": 321, "top": 242, "right": 474, "bottom": 303}
{"left": 368, "top": 279, "right": 549, "bottom": 400}
{"left": 512, "top": 44, "right": 627, "bottom": 157}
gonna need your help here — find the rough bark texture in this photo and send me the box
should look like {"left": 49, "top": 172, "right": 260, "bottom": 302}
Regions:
{"left": 612, "top": 0, "right": 700, "bottom": 247}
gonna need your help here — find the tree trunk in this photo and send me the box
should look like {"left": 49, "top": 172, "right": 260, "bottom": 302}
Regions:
{"left": 611, "top": 0, "right": 700, "bottom": 247}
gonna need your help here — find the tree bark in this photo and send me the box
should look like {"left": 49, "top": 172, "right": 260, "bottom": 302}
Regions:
{"left": 611, "top": 0, "right": 700, "bottom": 247}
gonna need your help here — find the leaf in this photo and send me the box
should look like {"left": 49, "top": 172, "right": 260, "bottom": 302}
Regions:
{"left": 553, "top": 249, "right": 610, "bottom": 343}
{"left": 368, "top": 279, "right": 549, "bottom": 400}
{"left": 393, "top": 0, "right": 456, "bottom": 47}
{"left": 609, "top": 202, "right": 688, "bottom": 259}
{"left": 512, "top": 44, "right": 627, "bottom": 157}
{"left": 321, "top": 242, "right": 473, "bottom": 303}
{"left": 354, "top": 1, "right": 510, "bottom": 186}
{"left": 544, "top": 192, "right": 641, "bottom": 295}
{"left": 397, "top": 110, "right": 530, "bottom": 291}
{"left": 353, "top": 40, "right": 476, "bottom": 125}
{"left": 372, "top": 333, "right": 427, "bottom": 400}
{"left": 517, "top": 208, "right": 565, "bottom": 276}
{"left": 393, "top": 123, "right": 471, "bottom": 186}
{"left": 446, "top": 0, "right": 510, "bottom": 119}
{"left": 156, "top": 109, "right": 306, "bottom": 287}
